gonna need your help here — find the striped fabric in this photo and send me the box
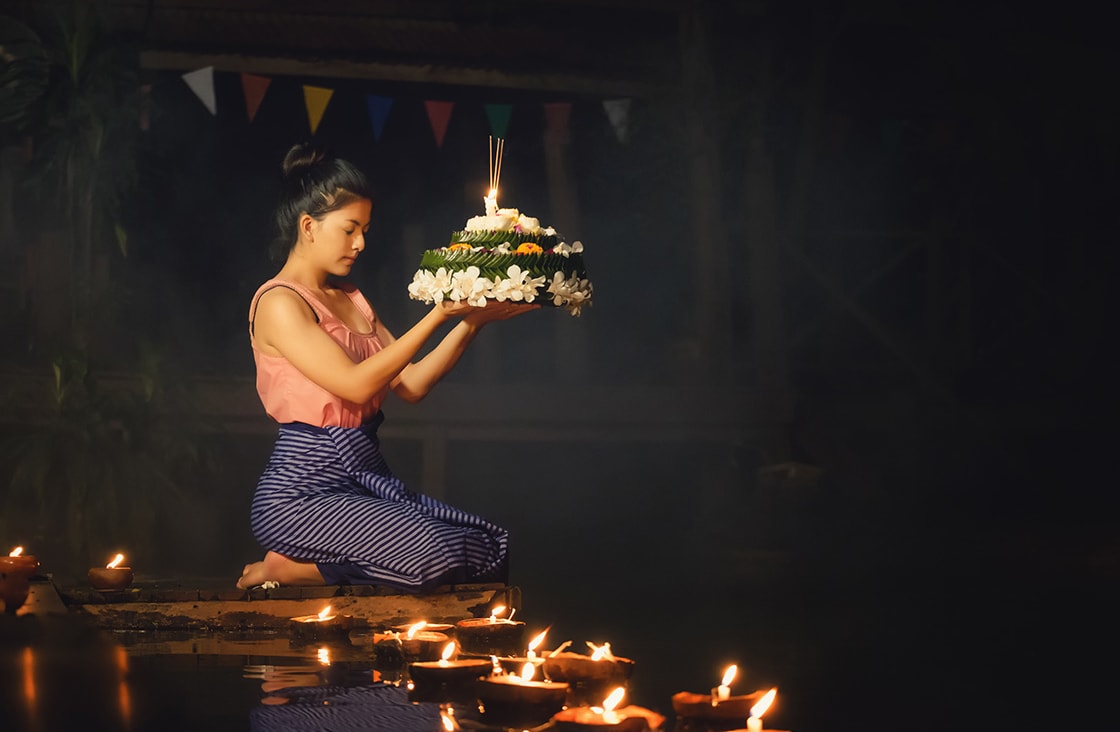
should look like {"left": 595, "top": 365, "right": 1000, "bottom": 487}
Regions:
{"left": 250, "top": 413, "right": 508, "bottom": 591}
{"left": 251, "top": 684, "right": 441, "bottom": 732}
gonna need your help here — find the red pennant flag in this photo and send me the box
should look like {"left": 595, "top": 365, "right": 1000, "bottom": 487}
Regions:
{"left": 241, "top": 73, "right": 271, "bottom": 123}
{"left": 543, "top": 102, "right": 572, "bottom": 142}
{"left": 424, "top": 100, "right": 454, "bottom": 147}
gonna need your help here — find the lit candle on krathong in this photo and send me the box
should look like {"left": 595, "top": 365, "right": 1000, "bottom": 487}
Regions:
{"left": 289, "top": 604, "right": 354, "bottom": 640}
{"left": 551, "top": 685, "right": 668, "bottom": 731}
{"left": 527, "top": 627, "right": 549, "bottom": 660}
{"left": 7, "top": 546, "right": 40, "bottom": 575}
{"left": 2, "top": 547, "right": 41, "bottom": 614}
{"left": 88, "top": 553, "right": 134, "bottom": 591}
{"left": 746, "top": 688, "right": 777, "bottom": 732}
{"left": 713, "top": 664, "right": 738, "bottom": 704}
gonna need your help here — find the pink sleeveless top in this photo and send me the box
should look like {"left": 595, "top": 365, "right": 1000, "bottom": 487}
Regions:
{"left": 248, "top": 278, "right": 388, "bottom": 427}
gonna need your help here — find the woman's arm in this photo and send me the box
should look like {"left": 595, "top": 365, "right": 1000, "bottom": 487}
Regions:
{"left": 253, "top": 287, "right": 470, "bottom": 404}
{"left": 388, "top": 301, "right": 540, "bottom": 403}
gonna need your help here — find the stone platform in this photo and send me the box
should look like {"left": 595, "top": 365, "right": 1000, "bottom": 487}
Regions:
{"left": 22, "top": 577, "right": 519, "bottom": 632}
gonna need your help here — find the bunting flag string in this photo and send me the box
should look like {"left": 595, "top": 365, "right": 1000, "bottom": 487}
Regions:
{"left": 241, "top": 73, "right": 271, "bottom": 124}
{"left": 365, "top": 95, "right": 394, "bottom": 140}
{"left": 181, "top": 66, "right": 216, "bottom": 115}
{"left": 484, "top": 104, "right": 513, "bottom": 139}
{"left": 602, "top": 98, "right": 631, "bottom": 143}
{"left": 424, "top": 100, "right": 455, "bottom": 147}
{"left": 303, "top": 85, "right": 334, "bottom": 135}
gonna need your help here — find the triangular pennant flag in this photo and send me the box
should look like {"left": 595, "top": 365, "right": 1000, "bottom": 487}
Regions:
{"left": 365, "top": 95, "right": 394, "bottom": 141}
{"left": 543, "top": 102, "right": 572, "bottom": 141}
{"left": 424, "top": 100, "right": 455, "bottom": 147}
{"left": 182, "top": 67, "right": 216, "bottom": 115}
{"left": 303, "top": 85, "right": 334, "bottom": 135}
{"left": 603, "top": 98, "right": 631, "bottom": 143}
{"left": 485, "top": 104, "right": 513, "bottom": 139}
{"left": 241, "top": 73, "right": 271, "bottom": 123}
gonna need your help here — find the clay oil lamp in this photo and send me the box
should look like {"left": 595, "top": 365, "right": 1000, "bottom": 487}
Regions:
{"left": 408, "top": 640, "right": 492, "bottom": 702}
{"left": 496, "top": 626, "right": 550, "bottom": 676}
{"left": 671, "top": 665, "right": 768, "bottom": 728}
{"left": 289, "top": 605, "right": 354, "bottom": 641}
{"left": 553, "top": 686, "right": 668, "bottom": 732}
{"left": 543, "top": 640, "right": 637, "bottom": 705}
{"left": 373, "top": 621, "right": 451, "bottom": 663}
{"left": 455, "top": 604, "right": 526, "bottom": 656}
{"left": 6, "top": 546, "right": 40, "bottom": 576}
{"left": 88, "top": 553, "right": 134, "bottom": 591}
{"left": 1, "top": 550, "right": 34, "bottom": 614}
{"left": 476, "top": 660, "right": 570, "bottom": 728}
{"left": 393, "top": 620, "right": 455, "bottom": 638}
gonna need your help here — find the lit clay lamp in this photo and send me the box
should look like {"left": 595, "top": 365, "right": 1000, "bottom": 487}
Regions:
{"left": 725, "top": 688, "right": 781, "bottom": 732}
{"left": 289, "top": 604, "right": 355, "bottom": 641}
{"left": 671, "top": 664, "right": 766, "bottom": 727}
{"left": 88, "top": 553, "right": 134, "bottom": 591}
{"left": 496, "top": 627, "right": 550, "bottom": 676}
{"left": 553, "top": 686, "right": 668, "bottom": 732}
{"left": 543, "top": 640, "right": 637, "bottom": 705}
{"left": 1, "top": 547, "right": 38, "bottom": 614}
{"left": 393, "top": 620, "right": 455, "bottom": 638}
{"left": 476, "top": 661, "right": 570, "bottom": 728}
{"left": 408, "top": 640, "right": 492, "bottom": 702}
{"left": 455, "top": 604, "right": 526, "bottom": 656}
{"left": 374, "top": 621, "right": 451, "bottom": 662}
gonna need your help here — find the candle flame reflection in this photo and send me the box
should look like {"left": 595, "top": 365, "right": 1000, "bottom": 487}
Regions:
{"left": 721, "top": 664, "right": 738, "bottom": 687}
{"left": 10, "top": 546, "right": 23, "bottom": 557}
{"left": 317, "top": 647, "right": 331, "bottom": 665}
{"left": 406, "top": 621, "right": 426, "bottom": 639}
{"left": 751, "top": 687, "right": 777, "bottom": 718}
{"left": 107, "top": 553, "right": 125, "bottom": 569}
{"left": 519, "top": 662, "right": 535, "bottom": 682}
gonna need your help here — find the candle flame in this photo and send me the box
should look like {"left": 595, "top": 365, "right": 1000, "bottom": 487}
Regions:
{"left": 520, "top": 662, "right": 535, "bottom": 682}
{"left": 441, "top": 709, "right": 458, "bottom": 731}
{"left": 487, "top": 188, "right": 496, "bottom": 199}
{"left": 406, "top": 621, "right": 427, "bottom": 639}
{"left": 721, "top": 664, "right": 738, "bottom": 687}
{"left": 602, "top": 686, "right": 626, "bottom": 712}
{"left": 751, "top": 688, "right": 777, "bottom": 718}
{"left": 317, "top": 606, "right": 332, "bottom": 621}
{"left": 488, "top": 605, "right": 506, "bottom": 622}
{"left": 316, "top": 647, "right": 331, "bottom": 665}
{"left": 587, "top": 641, "right": 614, "bottom": 661}
{"left": 10, "top": 546, "right": 23, "bottom": 557}
{"left": 440, "top": 642, "right": 456, "bottom": 662}
{"left": 106, "top": 553, "right": 124, "bottom": 569}
{"left": 528, "top": 628, "right": 549, "bottom": 652}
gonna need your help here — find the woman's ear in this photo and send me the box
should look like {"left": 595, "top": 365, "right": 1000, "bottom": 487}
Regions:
{"left": 299, "top": 213, "right": 316, "bottom": 242}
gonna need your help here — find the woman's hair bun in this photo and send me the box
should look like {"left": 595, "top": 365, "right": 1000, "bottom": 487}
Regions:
{"left": 281, "top": 142, "right": 327, "bottom": 178}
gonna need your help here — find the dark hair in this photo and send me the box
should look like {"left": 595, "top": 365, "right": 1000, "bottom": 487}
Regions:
{"left": 270, "top": 143, "right": 374, "bottom": 264}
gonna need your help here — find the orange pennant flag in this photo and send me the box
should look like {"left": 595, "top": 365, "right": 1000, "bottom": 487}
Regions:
{"left": 424, "top": 100, "right": 455, "bottom": 147}
{"left": 303, "top": 85, "right": 334, "bottom": 135}
{"left": 241, "top": 73, "right": 271, "bottom": 123}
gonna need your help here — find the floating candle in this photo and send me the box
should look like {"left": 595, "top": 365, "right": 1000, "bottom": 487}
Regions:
{"left": 746, "top": 687, "right": 777, "bottom": 732}
{"left": 6, "top": 547, "right": 40, "bottom": 575}
{"left": 543, "top": 646, "right": 636, "bottom": 705}
{"left": 477, "top": 662, "right": 570, "bottom": 727}
{"left": 456, "top": 606, "right": 526, "bottom": 655}
{"left": 409, "top": 641, "right": 491, "bottom": 693}
{"left": 713, "top": 664, "right": 738, "bottom": 704}
{"left": 552, "top": 686, "right": 668, "bottom": 731}
{"left": 0, "top": 551, "right": 34, "bottom": 614}
{"left": 88, "top": 553, "right": 134, "bottom": 591}
{"left": 289, "top": 605, "right": 354, "bottom": 640}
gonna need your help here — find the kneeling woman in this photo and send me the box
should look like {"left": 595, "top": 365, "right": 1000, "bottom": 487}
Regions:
{"left": 237, "top": 144, "right": 535, "bottom": 592}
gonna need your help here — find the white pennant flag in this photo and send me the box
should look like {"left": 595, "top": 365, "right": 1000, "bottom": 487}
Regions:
{"left": 182, "top": 66, "right": 217, "bottom": 115}
{"left": 603, "top": 98, "right": 631, "bottom": 143}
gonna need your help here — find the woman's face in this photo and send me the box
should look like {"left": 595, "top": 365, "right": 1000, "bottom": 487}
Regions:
{"left": 308, "top": 198, "right": 372, "bottom": 276}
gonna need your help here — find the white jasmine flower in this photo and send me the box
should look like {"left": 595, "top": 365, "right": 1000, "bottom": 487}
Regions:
{"left": 450, "top": 266, "right": 492, "bottom": 307}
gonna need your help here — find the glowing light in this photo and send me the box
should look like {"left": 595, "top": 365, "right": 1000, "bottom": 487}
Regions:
{"left": 602, "top": 686, "right": 626, "bottom": 712}
{"left": 406, "top": 621, "right": 427, "bottom": 639}
{"left": 10, "top": 546, "right": 23, "bottom": 557}
{"left": 440, "top": 642, "right": 456, "bottom": 662}
{"left": 588, "top": 641, "right": 614, "bottom": 661}
{"left": 317, "top": 647, "right": 331, "bottom": 665}
{"left": 519, "top": 662, "right": 536, "bottom": 682}
{"left": 721, "top": 664, "right": 738, "bottom": 687}
{"left": 488, "top": 605, "right": 506, "bottom": 623}
{"left": 317, "top": 606, "right": 333, "bottom": 621}
{"left": 106, "top": 553, "right": 125, "bottom": 569}
{"left": 751, "top": 688, "right": 777, "bottom": 718}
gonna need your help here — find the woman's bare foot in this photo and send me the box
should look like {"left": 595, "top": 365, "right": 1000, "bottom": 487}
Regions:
{"left": 236, "top": 551, "right": 325, "bottom": 589}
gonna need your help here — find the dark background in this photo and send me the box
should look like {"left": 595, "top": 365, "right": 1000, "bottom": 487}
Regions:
{"left": 1, "top": 1, "right": 1115, "bottom": 730}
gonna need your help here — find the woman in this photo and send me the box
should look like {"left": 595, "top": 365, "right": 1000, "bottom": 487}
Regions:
{"left": 237, "top": 143, "right": 535, "bottom": 591}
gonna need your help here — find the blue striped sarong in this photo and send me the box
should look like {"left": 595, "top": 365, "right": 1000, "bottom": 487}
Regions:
{"left": 250, "top": 412, "right": 508, "bottom": 592}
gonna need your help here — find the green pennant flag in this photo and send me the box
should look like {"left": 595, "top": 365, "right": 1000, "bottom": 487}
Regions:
{"left": 485, "top": 104, "right": 513, "bottom": 139}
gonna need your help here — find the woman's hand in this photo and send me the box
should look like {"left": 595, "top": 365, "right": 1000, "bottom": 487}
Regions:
{"left": 462, "top": 300, "right": 541, "bottom": 327}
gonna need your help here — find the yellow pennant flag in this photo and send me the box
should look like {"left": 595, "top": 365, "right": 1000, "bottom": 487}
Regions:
{"left": 303, "top": 85, "right": 334, "bottom": 135}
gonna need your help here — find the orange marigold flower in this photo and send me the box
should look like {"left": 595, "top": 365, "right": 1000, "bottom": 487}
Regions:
{"left": 448, "top": 243, "right": 473, "bottom": 251}
{"left": 515, "top": 242, "right": 543, "bottom": 255}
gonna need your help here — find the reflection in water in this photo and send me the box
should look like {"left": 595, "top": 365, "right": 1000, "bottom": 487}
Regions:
{"left": 249, "top": 683, "right": 440, "bottom": 731}
{"left": 21, "top": 646, "right": 37, "bottom": 731}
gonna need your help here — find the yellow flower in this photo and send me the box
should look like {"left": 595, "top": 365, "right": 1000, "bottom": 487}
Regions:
{"left": 515, "top": 242, "right": 543, "bottom": 255}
